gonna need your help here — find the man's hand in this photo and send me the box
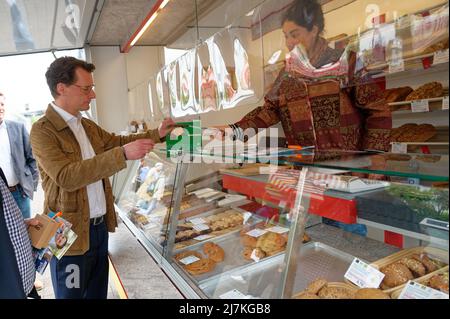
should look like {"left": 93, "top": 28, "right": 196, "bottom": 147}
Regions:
{"left": 158, "top": 118, "right": 176, "bottom": 138}
{"left": 25, "top": 218, "right": 41, "bottom": 230}
{"left": 123, "top": 139, "right": 155, "bottom": 160}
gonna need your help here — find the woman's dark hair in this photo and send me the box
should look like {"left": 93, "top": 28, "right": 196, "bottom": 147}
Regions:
{"left": 45, "top": 56, "right": 95, "bottom": 98}
{"left": 283, "top": 0, "right": 325, "bottom": 34}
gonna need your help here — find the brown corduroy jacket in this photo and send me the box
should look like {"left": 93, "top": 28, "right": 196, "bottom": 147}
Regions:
{"left": 30, "top": 105, "right": 161, "bottom": 256}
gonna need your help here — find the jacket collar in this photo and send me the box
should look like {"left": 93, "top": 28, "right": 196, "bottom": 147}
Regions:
{"left": 45, "top": 104, "right": 69, "bottom": 132}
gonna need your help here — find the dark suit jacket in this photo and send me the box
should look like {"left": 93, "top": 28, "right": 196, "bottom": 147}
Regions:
{"left": 0, "top": 168, "right": 27, "bottom": 299}
{"left": 5, "top": 120, "right": 38, "bottom": 199}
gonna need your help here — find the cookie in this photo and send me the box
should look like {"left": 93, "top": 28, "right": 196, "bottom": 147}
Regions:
{"left": 380, "top": 262, "right": 414, "bottom": 288}
{"left": 202, "top": 242, "right": 225, "bottom": 263}
{"left": 185, "top": 258, "right": 216, "bottom": 276}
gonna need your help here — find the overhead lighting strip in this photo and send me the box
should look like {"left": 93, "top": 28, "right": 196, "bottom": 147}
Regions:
{"left": 121, "top": 0, "right": 170, "bottom": 53}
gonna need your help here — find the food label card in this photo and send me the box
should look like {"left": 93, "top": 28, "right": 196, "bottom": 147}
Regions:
{"left": 246, "top": 229, "right": 268, "bottom": 238}
{"left": 193, "top": 234, "right": 214, "bottom": 241}
{"left": 179, "top": 255, "right": 200, "bottom": 265}
{"left": 391, "top": 142, "right": 408, "bottom": 154}
{"left": 192, "top": 224, "right": 210, "bottom": 232}
{"left": 398, "top": 281, "right": 449, "bottom": 299}
{"left": 188, "top": 217, "right": 207, "bottom": 225}
{"left": 266, "top": 226, "right": 289, "bottom": 234}
{"left": 443, "top": 96, "right": 449, "bottom": 110}
{"left": 411, "top": 100, "right": 430, "bottom": 113}
{"left": 433, "top": 49, "right": 449, "bottom": 65}
{"left": 344, "top": 258, "right": 385, "bottom": 288}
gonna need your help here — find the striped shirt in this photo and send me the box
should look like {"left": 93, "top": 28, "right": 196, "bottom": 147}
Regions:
{"left": 0, "top": 174, "right": 35, "bottom": 295}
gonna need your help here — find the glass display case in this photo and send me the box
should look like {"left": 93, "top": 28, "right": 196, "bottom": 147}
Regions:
{"left": 116, "top": 0, "right": 449, "bottom": 299}
{"left": 115, "top": 148, "right": 448, "bottom": 299}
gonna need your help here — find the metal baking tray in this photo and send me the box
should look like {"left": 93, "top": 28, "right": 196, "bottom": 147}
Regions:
{"left": 172, "top": 228, "right": 277, "bottom": 284}
{"left": 173, "top": 205, "right": 260, "bottom": 250}
{"left": 199, "top": 241, "right": 359, "bottom": 298}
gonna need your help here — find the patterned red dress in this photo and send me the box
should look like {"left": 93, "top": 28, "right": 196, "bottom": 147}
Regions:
{"left": 233, "top": 37, "right": 392, "bottom": 152}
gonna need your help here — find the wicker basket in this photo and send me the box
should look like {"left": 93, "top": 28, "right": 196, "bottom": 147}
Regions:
{"left": 370, "top": 246, "right": 448, "bottom": 294}
{"left": 390, "top": 265, "right": 449, "bottom": 299}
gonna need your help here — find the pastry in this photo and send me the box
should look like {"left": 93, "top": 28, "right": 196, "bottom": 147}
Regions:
{"left": 416, "top": 155, "right": 441, "bottom": 163}
{"left": 294, "top": 292, "right": 320, "bottom": 299}
{"left": 241, "top": 234, "right": 258, "bottom": 248}
{"left": 428, "top": 272, "right": 449, "bottom": 293}
{"left": 317, "top": 286, "right": 354, "bottom": 299}
{"left": 391, "top": 123, "right": 437, "bottom": 142}
{"left": 385, "top": 153, "right": 412, "bottom": 161}
{"left": 202, "top": 242, "right": 225, "bottom": 263}
{"left": 242, "top": 247, "right": 266, "bottom": 261}
{"left": 256, "top": 232, "right": 287, "bottom": 254}
{"left": 303, "top": 233, "right": 311, "bottom": 243}
{"left": 185, "top": 258, "right": 216, "bottom": 275}
{"left": 406, "top": 82, "right": 444, "bottom": 101}
{"left": 305, "top": 278, "right": 328, "bottom": 295}
{"left": 399, "top": 257, "right": 427, "bottom": 277}
{"left": 384, "top": 87, "right": 413, "bottom": 103}
{"left": 380, "top": 262, "right": 414, "bottom": 288}
{"left": 423, "top": 38, "right": 449, "bottom": 55}
{"left": 411, "top": 254, "right": 439, "bottom": 274}
{"left": 354, "top": 288, "right": 391, "bottom": 299}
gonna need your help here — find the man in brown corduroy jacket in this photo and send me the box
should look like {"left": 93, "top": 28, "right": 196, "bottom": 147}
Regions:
{"left": 30, "top": 57, "right": 174, "bottom": 299}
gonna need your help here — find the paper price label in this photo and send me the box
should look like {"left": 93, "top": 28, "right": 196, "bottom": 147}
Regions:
{"left": 193, "top": 234, "right": 213, "bottom": 241}
{"left": 433, "top": 49, "right": 449, "bottom": 65}
{"left": 266, "top": 226, "right": 290, "bottom": 234}
{"left": 219, "top": 289, "right": 248, "bottom": 299}
{"left": 388, "top": 60, "right": 405, "bottom": 74}
{"left": 398, "top": 281, "right": 449, "bottom": 299}
{"left": 344, "top": 258, "right": 385, "bottom": 288}
{"left": 179, "top": 255, "right": 200, "bottom": 265}
{"left": 443, "top": 96, "right": 449, "bottom": 110}
{"left": 391, "top": 142, "right": 408, "bottom": 154}
{"left": 411, "top": 100, "right": 430, "bottom": 113}
{"left": 188, "top": 218, "right": 207, "bottom": 225}
{"left": 192, "top": 224, "right": 210, "bottom": 232}
{"left": 246, "top": 229, "right": 268, "bottom": 238}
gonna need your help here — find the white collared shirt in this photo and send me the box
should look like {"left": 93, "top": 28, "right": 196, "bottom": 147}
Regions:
{"left": 0, "top": 120, "right": 20, "bottom": 187}
{"left": 51, "top": 102, "right": 106, "bottom": 219}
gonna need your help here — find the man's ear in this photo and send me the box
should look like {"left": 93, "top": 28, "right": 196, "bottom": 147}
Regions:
{"left": 56, "top": 83, "right": 66, "bottom": 96}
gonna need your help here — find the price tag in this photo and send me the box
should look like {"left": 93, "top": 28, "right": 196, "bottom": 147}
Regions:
{"left": 188, "top": 218, "right": 207, "bottom": 225}
{"left": 193, "top": 234, "right": 214, "bottom": 241}
{"left": 411, "top": 99, "right": 430, "bottom": 113}
{"left": 433, "top": 49, "right": 449, "bottom": 65}
{"left": 443, "top": 96, "right": 449, "bottom": 110}
{"left": 219, "top": 289, "right": 249, "bottom": 299}
{"left": 398, "top": 281, "right": 449, "bottom": 299}
{"left": 388, "top": 60, "right": 405, "bottom": 74}
{"left": 246, "top": 229, "right": 268, "bottom": 238}
{"left": 266, "top": 226, "right": 290, "bottom": 234}
{"left": 391, "top": 142, "right": 408, "bottom": 154}
{"left": 192, "top": 223, "right": 210, "bottom": 232}
{"left": 179, "top": 255, "right": 200, "bottom": 265}
{"left": 344, "top": 258, "right": 385, "bottom": 288}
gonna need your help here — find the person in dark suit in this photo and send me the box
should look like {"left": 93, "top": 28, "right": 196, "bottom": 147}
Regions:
{"left": 0, "top": 91, "right": 38, "bottom": 218}
{"left": 0, "top": 168, "right": 40, "bottom": 299}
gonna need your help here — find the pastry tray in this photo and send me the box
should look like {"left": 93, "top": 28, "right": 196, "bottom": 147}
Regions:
{"left": 172, "top": 224, "right": 270, "bottom": 283}
{"left": 198, "top": 241, "right": 358, "bottom": 298}
{"left": 172, "top": 205, "right": 261, "bottom": 251}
